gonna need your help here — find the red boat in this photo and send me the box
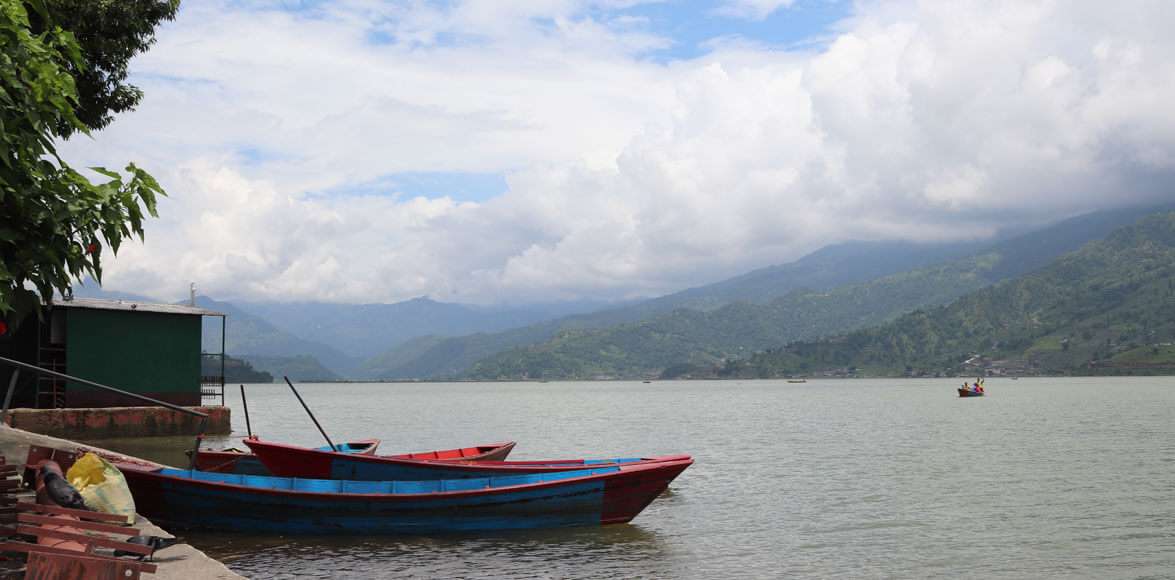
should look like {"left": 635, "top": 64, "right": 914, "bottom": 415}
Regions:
{"left": 244, "top": 438, "right": 686, "bottom": 481}
{"left": 957, "top": 388, "right": 984, "bottom": 397}
{"left": 194, "top": 439, "right": 515, "bottom": 475}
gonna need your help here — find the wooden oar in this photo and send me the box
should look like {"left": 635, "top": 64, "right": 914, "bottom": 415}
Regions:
{"left": 239, "top": 384, "right": 253, "bottom": 438}
{"left": 283, "top": 376, "right": 338, "bottom": 452}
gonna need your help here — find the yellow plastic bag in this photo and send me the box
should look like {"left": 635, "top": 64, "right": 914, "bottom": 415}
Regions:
{"left": 66, "top": 452, "right": 136, "bottom": 524}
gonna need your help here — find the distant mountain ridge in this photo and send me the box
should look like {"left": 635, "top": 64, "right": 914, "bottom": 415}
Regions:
{"left": 461, "top": 205, "right": 1174, "bottom": 380}
{"left": 359, "top": 239, "right": 1000, "bottom": 378}
{"left": 193, "top": 297, "right": 357, "bottom": 374}
{"left": 723, "top": 211, "right": 1175, "bottom": 377}
{"left": 242, "top": 355, "right": 340, "bottom": 382}
{"left": 237, "top": 297, "right": 615, "bottom": 359}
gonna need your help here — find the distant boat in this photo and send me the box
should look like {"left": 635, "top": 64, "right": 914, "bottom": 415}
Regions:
{"left": 787, "top": 379, "right": 807, "bottom": 383}
{"left": 957, "top": 388, "right": 984, "bottom": 398}
{"left": 642, "top": 380, "right": 652, "bottom": 383}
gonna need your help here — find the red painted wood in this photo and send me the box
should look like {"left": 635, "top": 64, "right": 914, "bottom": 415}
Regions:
{"left": 17, "top": 525, "right": 153, "bottom": 555}
{"left": 245, "top": 438, "right": 682, "bottom": 480}
{"left": 0, "top": 544, "right": 156, "bottom": 575}
{"left": 16, "top": 503, "right": 132, "bottom": 524}
{"left": 387, "top": 441, "right": 515, "bottom": 461}
{"left": 195, "top": 439, "right": 514, "bottom": 474}
{"left": 17, "top": 513, "right": 136, "bottom": 536}
{"left": 26, "top": 552, "right": 143, "bottom": 580}
{"left": 601, "top": 459, "right": 693, "bottom": 524}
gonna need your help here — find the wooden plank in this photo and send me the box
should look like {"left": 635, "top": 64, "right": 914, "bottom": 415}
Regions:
{"left": 0, "top": 542, "right": 156, "bottom": 574}
{"left": 26, "top": 552, "right": 143, "bottom": 580}
{"left": 13, "top": 526, "right": 152, "bottom": 556}
{"left": 17, "top": 514, "right": 138, "bottom": 536}
{"left": 15, "top": 503, "right": 131, "bottom": 524}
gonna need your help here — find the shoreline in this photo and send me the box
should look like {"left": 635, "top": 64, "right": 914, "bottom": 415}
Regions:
{"left": 0, "top": 424, "right": 245, "bottom": 580}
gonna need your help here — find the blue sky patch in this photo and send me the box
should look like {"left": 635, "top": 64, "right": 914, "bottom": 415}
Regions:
{"left": 389, "top": 171, "right": 509, "bottom": 202}
{"left": 318, "top": 172, "right": 509, "bottom": 203}
{"left": 625, "top": 0, "right": 851, "bottom": 60}
{"left": 243, "top": 1, "right": 850, "bottom": 58}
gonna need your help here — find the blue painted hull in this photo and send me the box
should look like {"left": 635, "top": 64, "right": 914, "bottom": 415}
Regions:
{"left": 135, "top": 475, "right": 604, "bottom": 534}
{"left": 119, "top": 459, "right": 692, "bottom": 535}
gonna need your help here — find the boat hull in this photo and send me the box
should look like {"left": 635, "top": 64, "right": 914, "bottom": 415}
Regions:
{"left": 195, "top": 440, "right": 513, "bottom": 475}
{"left": 119, "top": 459, "right": 692, "bottom": 535}
{"left": 245, "top": 438, "right": 683, "bottom": 481}
{"left": 957, "top": 388, "right": 984, "bottom": 397}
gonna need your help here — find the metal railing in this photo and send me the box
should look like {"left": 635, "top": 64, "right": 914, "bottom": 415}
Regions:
{"left": 0, "top": 355, "right": 208, "bottom": 468}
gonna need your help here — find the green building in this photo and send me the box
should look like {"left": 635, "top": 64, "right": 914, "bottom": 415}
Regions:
{"left": 0, "top": 298, "right": 225, "bottom": 409}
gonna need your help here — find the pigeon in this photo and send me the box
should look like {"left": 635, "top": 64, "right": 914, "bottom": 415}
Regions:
{"left": 114, "top": 535, "right": 180, "bottom": 561}
{"left": 39, "top": 466, "right": 89, "bottom": 511}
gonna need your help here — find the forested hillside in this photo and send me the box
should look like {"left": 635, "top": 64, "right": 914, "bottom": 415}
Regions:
{"left": 724, "top": 212, "right": 1175, "bottom": 378}
{"left": 463, "top": 207, "right": 1170, "bottom": 380}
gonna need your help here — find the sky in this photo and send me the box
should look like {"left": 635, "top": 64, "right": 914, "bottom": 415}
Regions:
{"left": 60, "top": 0, "right": 1175, "bottom": 305}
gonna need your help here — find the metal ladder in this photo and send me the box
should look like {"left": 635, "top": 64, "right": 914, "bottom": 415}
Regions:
{"left": 34, "top": 319, "right": 66, "bottom": 409}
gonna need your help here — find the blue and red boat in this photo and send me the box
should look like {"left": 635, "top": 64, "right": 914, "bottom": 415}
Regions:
{"left": 116, "top": 457, "right": 692, "bottom": 534}
{"left": 192, "top": 439, "right": 515, "bottom": 475}
{"left": 244, "top": 438, "right": 687, "bottom": 481}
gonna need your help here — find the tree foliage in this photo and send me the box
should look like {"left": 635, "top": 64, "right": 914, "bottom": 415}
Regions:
{"left": 29, "top": 0, "right": 180, "bottom": 134}
{"left": 0, "top": 0, "right": 165, "bottom": 321}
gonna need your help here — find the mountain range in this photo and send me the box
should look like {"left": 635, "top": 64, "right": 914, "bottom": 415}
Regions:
{"left": 357, "top": 239, "right": 997, "bottom": 378}
{"left": 457, "top": 205, "right": 1175, "bottom": 379}
{"left": 69, "top": 204, "right": 1174, "bottom": 381}
{"left": 722, "top": 211, "right": 1175, "bottom": 378}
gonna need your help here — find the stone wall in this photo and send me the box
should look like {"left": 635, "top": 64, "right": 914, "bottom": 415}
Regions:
{"left": 3, "top": 406, "right": 230, "bottom": 439}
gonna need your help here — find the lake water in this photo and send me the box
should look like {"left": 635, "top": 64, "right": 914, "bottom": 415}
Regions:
{"left": 90, "top": 377, "right": 1175, "bottom": 579}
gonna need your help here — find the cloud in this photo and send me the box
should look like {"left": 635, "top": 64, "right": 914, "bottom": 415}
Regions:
{"left": 60, "top": 0, "right": 1175, "bottom": 305}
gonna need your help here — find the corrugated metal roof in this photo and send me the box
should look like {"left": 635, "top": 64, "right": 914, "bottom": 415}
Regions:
{"left": 51, "top": 297, "right": 225, "bottom": 317}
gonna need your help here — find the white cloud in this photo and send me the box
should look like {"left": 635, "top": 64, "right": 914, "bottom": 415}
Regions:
{"left": 61, "top": 0, "right": 1175, "bottom": 305}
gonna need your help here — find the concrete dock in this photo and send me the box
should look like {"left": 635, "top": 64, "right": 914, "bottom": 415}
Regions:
{"left": 0, "top": 424, "right": 244, "bottom": 580}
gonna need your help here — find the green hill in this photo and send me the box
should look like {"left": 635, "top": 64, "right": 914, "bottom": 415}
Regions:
{"left": 241, "top": 355, "right": 341, "bottom": 382}
{"left": 463, "top": 207, "right": 1171, "bottom": 380}
{"left": 723, "top": 212, "right": 1175, "bottom": 378}
{"left": 203, "top": 354, "right": 273, "bottom": 383}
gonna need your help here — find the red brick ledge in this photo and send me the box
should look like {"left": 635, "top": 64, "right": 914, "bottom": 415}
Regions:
{"left": 3, "top": 406, "right": 230, "bottom": 439}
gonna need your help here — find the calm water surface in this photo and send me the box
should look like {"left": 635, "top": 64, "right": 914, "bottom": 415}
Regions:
{"left": 90, "top": 378, "right": 1175, "bottom": 579}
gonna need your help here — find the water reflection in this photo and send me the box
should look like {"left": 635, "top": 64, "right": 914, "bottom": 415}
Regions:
{"left": 185, "top": 524, "right": 669, "bottom": 579}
